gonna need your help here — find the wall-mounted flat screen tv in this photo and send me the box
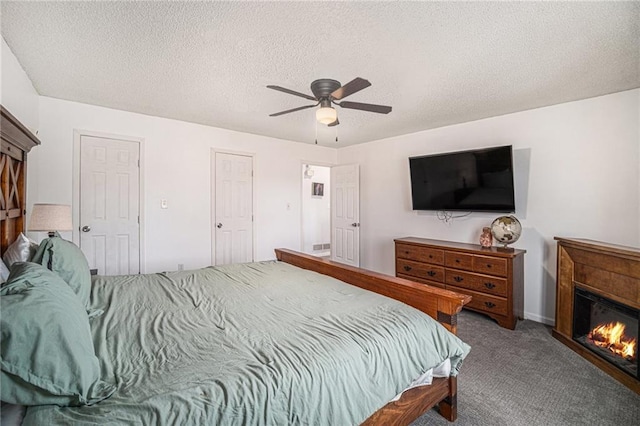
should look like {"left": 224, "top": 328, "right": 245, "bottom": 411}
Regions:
{"left": 409, "top": 145, "right": 515, "bottom": 212}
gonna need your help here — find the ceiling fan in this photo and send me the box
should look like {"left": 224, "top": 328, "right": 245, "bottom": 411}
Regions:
{"left": 267, "top": 77, "right": 392, "bottom": 127}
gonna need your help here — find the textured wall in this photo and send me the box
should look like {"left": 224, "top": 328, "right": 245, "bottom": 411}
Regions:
{"left": 32, "top": 97, "right": 337, "bottom": 273}
{"left": 338, "top": 89, "right": 640, "bottom": 324}
{"left": 0, "top": 38, "right": 39, "bottom": 133}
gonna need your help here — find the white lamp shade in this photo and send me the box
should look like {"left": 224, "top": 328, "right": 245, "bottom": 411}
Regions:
{"left": 29, "top": 204, "right": 73, "bottom": 232}
{"left": 316, "top": 107, "right": 337, "bottom": 125}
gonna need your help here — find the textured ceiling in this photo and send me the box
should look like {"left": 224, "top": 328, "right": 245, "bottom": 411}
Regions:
{"left": 2, "top": 1, "right": 639, "bottom": 146}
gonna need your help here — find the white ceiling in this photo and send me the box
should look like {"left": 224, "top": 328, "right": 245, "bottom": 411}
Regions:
{"left": 2, "top": 1, "right": 639, "bottom": 147}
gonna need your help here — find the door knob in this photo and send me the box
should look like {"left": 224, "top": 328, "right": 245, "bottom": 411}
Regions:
{"left": 216, "top": 223, "right": 223, "bottom": 229}
{"left": 81, "top": 226, "right": 91, "bottom": 232}
{"left": 351, "top": 223, "right": 360, "bottom": 227}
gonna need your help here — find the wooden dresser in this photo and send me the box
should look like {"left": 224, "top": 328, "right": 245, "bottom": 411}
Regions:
{"left": 395, "top": 237, "right": 525, "bottom": 329}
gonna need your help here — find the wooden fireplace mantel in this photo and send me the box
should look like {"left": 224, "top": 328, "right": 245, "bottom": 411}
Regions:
{"left": 553, "top": 237, "right": 639, "bottom": 393}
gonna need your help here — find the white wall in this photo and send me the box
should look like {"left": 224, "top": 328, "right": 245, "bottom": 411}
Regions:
{"left": 301, "top": 165, "right": 331, "bottom": 254}
{"left": 1, "top": 37, "right": 42, "bottom": 225}
{"left": 32, "top": 97, "right": 336, "bottom": 272}
{"left": 338, "top": 89, "right": 640, "bottom": 324}
{"left": 5, "top": 36, "right": 638, "bottom": 325}
{"left": 0, "top": 38, "right": 39, "bottom": 134}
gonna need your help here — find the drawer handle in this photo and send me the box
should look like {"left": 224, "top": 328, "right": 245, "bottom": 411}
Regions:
{"left": 453, "top": 276, "right": 463, "bottom": 282}
{"left": 403, "top": 265, "right": 412, "bottom": 272}
{"left": 427, "top": 271, "right": 436, "bottom": 277}
{"left": 486, "top": 264, "right": 492, "bottom": 268}
{"left": 405, "top": 251, "right": 409, "bottom": 255}
{"left": 484, "top": 302, "right": 496, "bottom": 309}
{"left": 429, "top": 255, "right": 433, "bottom": 259}
{"left": 484, "top": 282, "right": 496, "bottom": 289}
{"left": 455, "top": 259, "right": 460, "bottom": 263}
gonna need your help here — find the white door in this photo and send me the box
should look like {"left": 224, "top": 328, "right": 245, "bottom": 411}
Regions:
{"left": 331, "top": 164, "right": 360, "bottom": 267}
{"left": 214, "top": 152, "right": 253, "bottom": 265}
{"left": 79, "top": 136, "right": 140, "bottom": 275}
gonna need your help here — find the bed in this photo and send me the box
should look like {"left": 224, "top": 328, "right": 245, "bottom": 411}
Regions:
{"left": 0, "top": 106, "right": 40, "bottom": 253}
{"left": 0, "top": 105, "right": 472, "bottom": 425}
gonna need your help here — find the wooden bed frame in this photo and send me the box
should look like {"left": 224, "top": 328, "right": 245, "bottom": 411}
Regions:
{"left": 276, "top": 249, "right": 471, "bottom": 425}
{"left": 1, "top": 106, "right": 471, "bottom": 425}
{"left": 1, "top": 105, "right": 40, "bottom": 256}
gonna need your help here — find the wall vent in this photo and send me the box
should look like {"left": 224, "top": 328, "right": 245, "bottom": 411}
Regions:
{"left": 313, "top": 243, "right": 331, "bottom": 251}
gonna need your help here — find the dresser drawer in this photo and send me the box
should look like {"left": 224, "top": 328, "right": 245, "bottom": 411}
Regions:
{"left": 444, "top": 251, "right": 473, "bottom": 271}
{"left": 448, "top": 286, "right": 508, "bottom": 316}
{"left": 444, "top": 270, "right": 507, "bottom": 297}
{"left": 395, "top": 237, "right": 525, "bottom": 329}
{"left": 397, "top": 259, "right": 445, "bottom": 283}
{"left": 396, "top": 243, "right": 444, "bottom": 265}
{"left": 473, "top": 255, "right": 508, "bottom": 277}
{"left": 397, "top": 273, "right": 446, "bottom": 289}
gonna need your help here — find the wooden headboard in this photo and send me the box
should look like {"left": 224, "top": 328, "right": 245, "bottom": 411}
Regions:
{"left": 0, "top": 105, "right": 41, "bottom": 255}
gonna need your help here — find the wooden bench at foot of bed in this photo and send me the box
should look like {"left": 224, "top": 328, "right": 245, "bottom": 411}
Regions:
{"left": 275, "top": 249, "right": 471, "bottom": 424}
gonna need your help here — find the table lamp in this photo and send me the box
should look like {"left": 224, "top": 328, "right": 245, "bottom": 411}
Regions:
{"left": 28, "top": 204, "right": 73, "bottom": 237}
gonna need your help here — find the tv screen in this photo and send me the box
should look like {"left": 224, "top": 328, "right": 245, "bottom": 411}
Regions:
{"left": 409, "top": 146, "right": 515, "bottom": 212}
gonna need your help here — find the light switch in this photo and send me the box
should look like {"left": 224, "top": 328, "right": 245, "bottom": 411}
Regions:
{"left": 161, "top": 199, "right": 168, "bottom": 209}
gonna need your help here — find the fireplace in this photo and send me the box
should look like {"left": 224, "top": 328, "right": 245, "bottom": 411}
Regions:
{"left": 554, "top": 238, "right": 640, "bottom": 393}
{"left": 573, "top": 288, "right": 638, "bottom": 379}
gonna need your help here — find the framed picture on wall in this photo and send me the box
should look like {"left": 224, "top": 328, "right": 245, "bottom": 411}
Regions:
{"left": 312, "top": 182, "right": 324, "bottom": 197}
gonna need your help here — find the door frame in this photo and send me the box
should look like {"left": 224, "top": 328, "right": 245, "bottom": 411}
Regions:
{"left": 72, "top": 129, "right": 146, "bottom": 273}
{"left": 299, "top": 160, "right": 335, "bottom": 255}
{"left": 210, "top": 148, "right": 256, "bottom": 266}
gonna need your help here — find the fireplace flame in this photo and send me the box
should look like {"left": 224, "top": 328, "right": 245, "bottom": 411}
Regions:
{"left": 588, "top": 322, "right": 636, "bottom": 360}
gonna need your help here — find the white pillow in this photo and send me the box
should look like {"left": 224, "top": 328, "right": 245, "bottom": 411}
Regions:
{"left": 2, "top": 233, "right": 38, "bottom": 268}
{"left": 0, "top": 258, "right": 9, "bottom": 283}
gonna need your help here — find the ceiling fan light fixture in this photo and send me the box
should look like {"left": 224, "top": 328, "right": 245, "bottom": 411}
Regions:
{"left": 316, "top": 106, "right": 337, "bottom": 125}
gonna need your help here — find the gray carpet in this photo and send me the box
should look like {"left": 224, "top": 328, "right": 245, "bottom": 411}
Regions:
{"left": 412, "top": 311, "right": 640, "bottom": 426}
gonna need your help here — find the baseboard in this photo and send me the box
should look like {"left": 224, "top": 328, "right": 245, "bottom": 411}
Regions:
{"left": 523, "top": 311, "right": 555, "bottom": 326}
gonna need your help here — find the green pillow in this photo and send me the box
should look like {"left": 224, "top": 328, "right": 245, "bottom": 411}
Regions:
{"left": 0, "top": 262, "right": 115, "bottom": 406}
{"left": 31, "top": 236, "right": 91, "bottom": 308}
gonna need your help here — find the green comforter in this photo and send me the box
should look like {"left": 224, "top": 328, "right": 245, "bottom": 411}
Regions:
{"left": 24, "top": 261, "right": 470, "bottom": 425}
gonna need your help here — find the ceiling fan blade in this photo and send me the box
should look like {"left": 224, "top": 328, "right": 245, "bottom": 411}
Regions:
{"left": 331, "top": 77, "right": 371, "bottom": 100}
{"left": 337, "top": 101, "right": 392, "bottom": 114}
{"left": 328, "top": 118, "right": 340, "bottom": 127}
{"left": 269, "top": 104, "right": 318, "bottom": 117}
{"left": 267, "top": 85, "right": 317, "bottom": 101}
